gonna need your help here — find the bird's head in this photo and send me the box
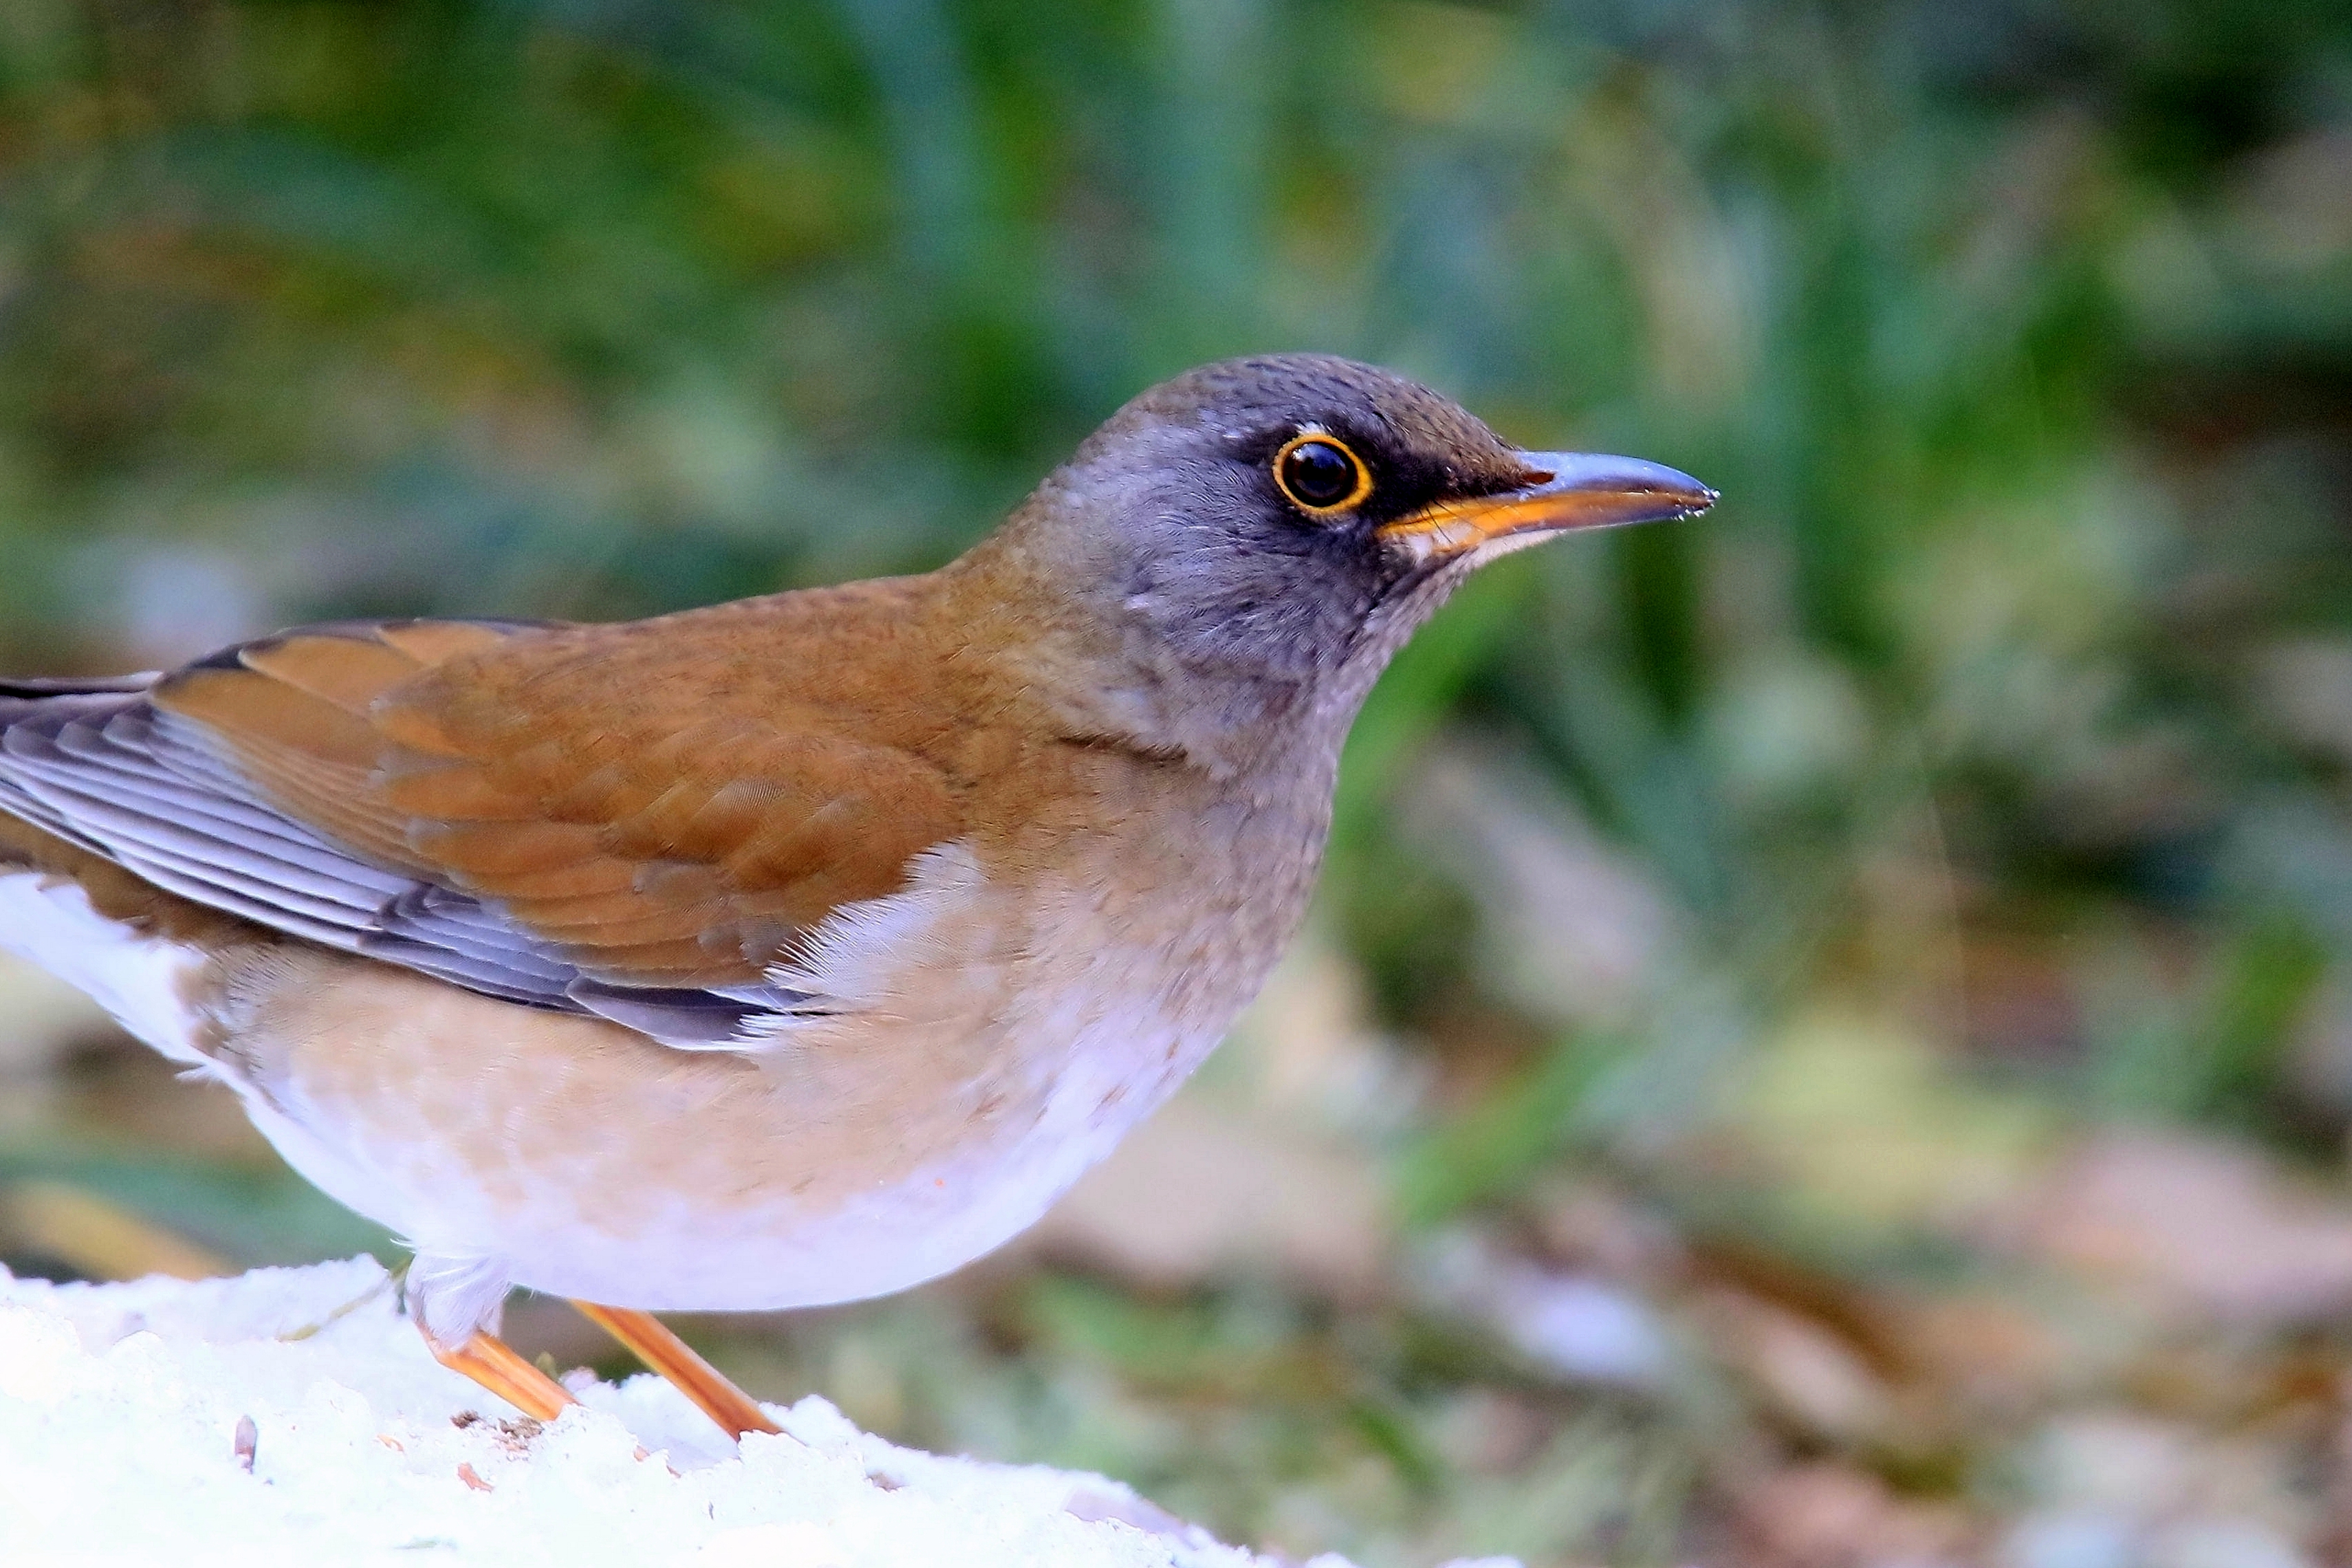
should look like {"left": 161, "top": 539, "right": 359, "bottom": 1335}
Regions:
{"left": 970, "top": 354, "right": 1715, "bottom": 774}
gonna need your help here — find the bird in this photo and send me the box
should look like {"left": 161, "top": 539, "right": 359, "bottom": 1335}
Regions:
{"left": 0, "top": 355, "right": 1712, "bottom": 1443}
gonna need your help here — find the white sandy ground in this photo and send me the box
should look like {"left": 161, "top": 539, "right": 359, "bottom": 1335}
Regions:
{"left": 0, "top": 1257, "right": 1520, "bottom": 1568}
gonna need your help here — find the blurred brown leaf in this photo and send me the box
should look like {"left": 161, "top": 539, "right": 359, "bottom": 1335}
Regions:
{"left": 2021, "top": 1131, "right": 2352, "bottom": 1327}
{"left": 1, "top": 1179, "right": 232, "bottom": 1283}
{"left": 1033, "top": 1094, "right": 1391, "bottom": 1302}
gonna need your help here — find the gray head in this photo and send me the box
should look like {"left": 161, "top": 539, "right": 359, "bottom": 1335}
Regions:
{"left": 976, "top": 354, "right": 1714, "bottom": 775}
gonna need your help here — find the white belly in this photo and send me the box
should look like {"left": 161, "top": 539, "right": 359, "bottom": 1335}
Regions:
{"left": 487, "top": 1016, "right": 1192, "bottom": 1314}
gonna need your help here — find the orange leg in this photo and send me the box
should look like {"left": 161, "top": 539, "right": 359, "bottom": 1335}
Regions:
{"left": 423, "top": 1326, "right": 580, "bottom": 1423}
{"left": 571, "top": 1301, "right": 781, "bottom": 1441}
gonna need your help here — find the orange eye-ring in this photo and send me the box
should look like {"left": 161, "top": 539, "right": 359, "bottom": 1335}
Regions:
{"left": 1272, "top": 431, "right": 1372, "bottom": 513}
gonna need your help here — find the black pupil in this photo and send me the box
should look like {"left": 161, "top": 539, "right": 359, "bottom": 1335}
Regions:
{"left": 1282, "top": 440, "right": 1357, "bottom": 507}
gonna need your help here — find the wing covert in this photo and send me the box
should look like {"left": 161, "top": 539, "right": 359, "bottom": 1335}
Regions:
{"left": 0, "top": 611, "right": 968, "bottom": 1046}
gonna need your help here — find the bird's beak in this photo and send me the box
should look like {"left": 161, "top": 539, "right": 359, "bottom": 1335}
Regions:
{"left": 1376, "top": 452, "right": 1716, "bottom": 563}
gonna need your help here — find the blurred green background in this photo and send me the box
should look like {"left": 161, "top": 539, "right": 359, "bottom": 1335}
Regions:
{"left": 1, "top": 1, "right": 2350, "bottom": 1564}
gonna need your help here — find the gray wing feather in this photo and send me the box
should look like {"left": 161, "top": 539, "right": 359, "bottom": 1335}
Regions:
{"left": 0, "top": 675, "right": 808, "bottom": 1047}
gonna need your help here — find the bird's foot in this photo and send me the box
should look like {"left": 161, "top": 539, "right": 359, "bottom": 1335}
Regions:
{"left": 571, "top": 1301, "right": 781, "bottom": 1441}
{"left": 421, "top": 1323, "right": 581, "bottom": 1424}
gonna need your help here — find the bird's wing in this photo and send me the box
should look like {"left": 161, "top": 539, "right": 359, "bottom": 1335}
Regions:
{"left": 0, "top": 613, "right": 967, "bottom": 1046}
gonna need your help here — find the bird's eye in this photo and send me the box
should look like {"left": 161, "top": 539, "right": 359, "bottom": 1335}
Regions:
{"left": 1273, "top": 433, "right": 1371, "bottom": 513}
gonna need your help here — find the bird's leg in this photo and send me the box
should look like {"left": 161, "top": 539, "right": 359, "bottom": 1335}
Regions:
{"left": 421, "top": 1323, "right": 580, "bottom": 1423}
{"left": 570, "top": 1300, "right": 780, "bottom": 1440}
